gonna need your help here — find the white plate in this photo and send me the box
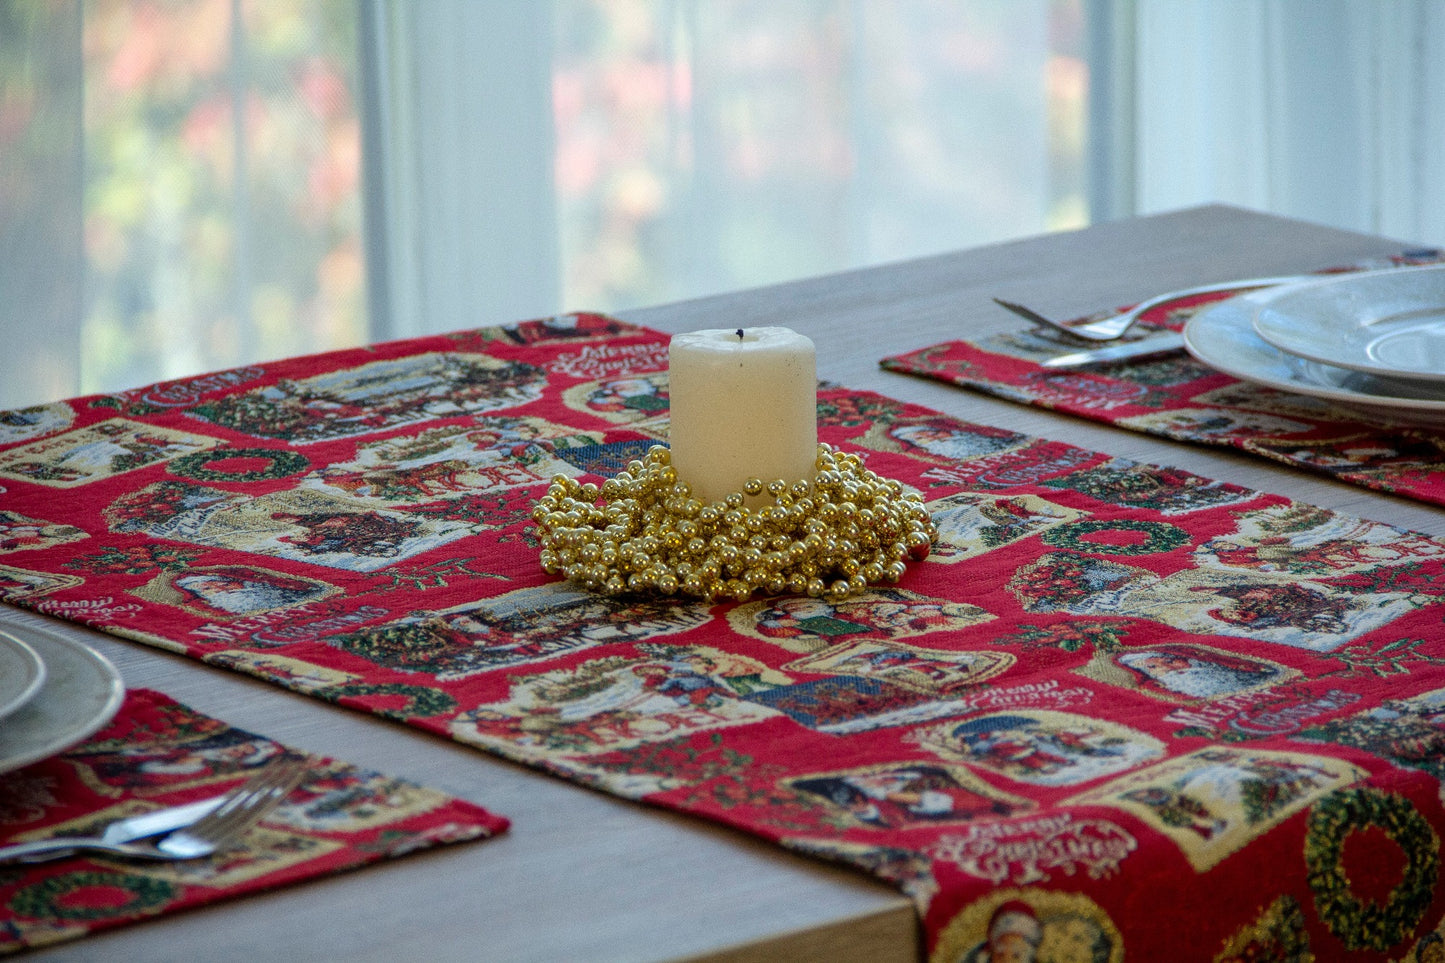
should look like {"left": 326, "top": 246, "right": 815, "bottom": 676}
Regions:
{"left": 0, "top": 630, "right": 45, "bottom": 722}
{"left": 1252, "top": 264, "right": 1445, "bottom": 381}
{"left": 1183, "top": 289, "right": 1445, "bottom": 427}
{"left": 0, "top": 624, "right": 124, "bottom": 774}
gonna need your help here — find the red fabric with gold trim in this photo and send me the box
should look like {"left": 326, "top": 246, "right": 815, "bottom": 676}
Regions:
{"left": 881, "top": 253, "right": 1445, "bottom": 511}
{"left": 4, "top": 314, "right": 1445, "bottom": 959}
{"left": 0, "top": 689, "right": 507, "bottom": 955}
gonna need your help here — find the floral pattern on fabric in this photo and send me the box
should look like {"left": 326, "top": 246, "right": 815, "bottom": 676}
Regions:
{"left": 881, "top": 253, "right": 1445, "bottom": 509}
{"left": 0, "top": 689, "right": 506, "bottom": 955}
{"left": 3, "top": 313, "right": 1445, "bottom": 959}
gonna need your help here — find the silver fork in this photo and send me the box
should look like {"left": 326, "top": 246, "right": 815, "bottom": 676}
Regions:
{"left": 0, "top": 758, "right": 307, "bottom": 864}
{"left": 994, "top": 273, "right": 1316, "bottom": 341}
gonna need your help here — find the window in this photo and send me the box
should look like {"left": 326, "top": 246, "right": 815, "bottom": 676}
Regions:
{"left": 5, "top": 1, "right": 1438, "bottom": 411}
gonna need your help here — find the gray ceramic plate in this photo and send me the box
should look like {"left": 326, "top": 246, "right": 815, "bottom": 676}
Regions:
{"left": 1253, "top": 264, "right": 1445, "bottom": 381}
{"left": 0, "top": 630, "right": 45, "bottom": 723}
{"left": 1184, "top": 289, "right": 1445, "bottom": 427}
{"left": 0, "top": 624, "right": 124, "bottom": 774}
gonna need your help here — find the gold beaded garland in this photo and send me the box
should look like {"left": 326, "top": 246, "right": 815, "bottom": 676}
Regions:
{"left": 532, "top": 444, "right": 935, "bottom": 603}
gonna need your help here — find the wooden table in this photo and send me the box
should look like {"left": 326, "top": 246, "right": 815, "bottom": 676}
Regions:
{"left": 16, "top": 204, "right": 1436, "bottom": 962}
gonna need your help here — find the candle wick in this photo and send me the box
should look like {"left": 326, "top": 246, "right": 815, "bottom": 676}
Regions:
{"left": 735, "top": 328, "right": 744, "bottom": 340}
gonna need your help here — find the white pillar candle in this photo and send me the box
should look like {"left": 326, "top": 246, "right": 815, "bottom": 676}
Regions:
{"left": 667, "top": 326, "right": 818, "bottom": 505}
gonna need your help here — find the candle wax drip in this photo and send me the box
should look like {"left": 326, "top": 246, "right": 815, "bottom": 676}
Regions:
{"left": 531, "top": 444, "right": 936, "bottom": 604}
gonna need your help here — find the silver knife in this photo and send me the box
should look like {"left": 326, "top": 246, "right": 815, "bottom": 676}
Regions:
{"left": 1039, "top": 332, "right": 1187, "bottom": 368}
{"left": 0, "top": 795, "right": 225, "bottom": 864}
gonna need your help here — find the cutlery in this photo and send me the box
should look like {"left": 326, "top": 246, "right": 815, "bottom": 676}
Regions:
{"left": 995, "top": 274, "right": 1315, "bottom": 341}
{"left": 1039, "top": 332, "right": 1187, "bottom": 368}
{"left": 0, "top": 759, "right": 305, "bottom": 864}
{"left": 3, "top": 795, "right": 226, "bottom": 864}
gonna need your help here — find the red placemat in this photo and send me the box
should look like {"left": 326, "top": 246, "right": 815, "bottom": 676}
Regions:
{"left": 881, "top": 253, "right": 1445, "bottom": 510}
{"left": 4, "top": 314, "right": 1445, "bottom": 959}
{"left": 0, "top": 688, "right": 506, "bottom": 955}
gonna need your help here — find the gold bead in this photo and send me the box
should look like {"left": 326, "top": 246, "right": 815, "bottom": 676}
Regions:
{"left": 533, "top": 452, "right": 930, "bottom": 600}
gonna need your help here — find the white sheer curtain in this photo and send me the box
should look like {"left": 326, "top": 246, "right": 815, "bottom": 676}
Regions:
{"left": 0, "top": 2, "right": 84, "bottom": 410}
{"left": 358, "top": 1, "right": 560, "bottom": 340}
{"left": 3, "top": 0, "right": 1443, "bottom": 411}
{"left": 360, "top": 0, "right": 1072, "bottom": 340}
{"left": 0, "top": 0, "right": 364, "bottom": 411}
{"left": 0, "top": 0, "right": 1074, "bottom": 408}
{"left": 1092, "top": 0, "right": 1445, "bottom": 247}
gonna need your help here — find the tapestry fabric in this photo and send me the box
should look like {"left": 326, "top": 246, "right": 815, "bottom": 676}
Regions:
{"left": 3, "top": 314, "right": 1445, "bottom": 960}
{"left": 880, "top": 254, "right": 1445, "bottom": 511}
{"left": 0, "top": 689, "right": 507, "bottom": 955}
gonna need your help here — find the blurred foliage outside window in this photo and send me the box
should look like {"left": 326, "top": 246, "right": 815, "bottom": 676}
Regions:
{"left": 0, "top": 0, "right": 1085, "bottom": 407}
{"left": 551, "top": 0, "right": 1086, "bottom": 310}
{"left": 82, "top": 0, "right": 364, "bottom": 396}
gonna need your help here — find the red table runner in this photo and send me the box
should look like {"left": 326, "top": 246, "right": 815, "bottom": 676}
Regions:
{"left": 0, "top": 689, "right": 506, "bottom": 955}
{"left": 4, "top": 314, "right": 1445, "bottom": 959}
{"left": 880, "top": 253, "right": 1445, "bottom": 511}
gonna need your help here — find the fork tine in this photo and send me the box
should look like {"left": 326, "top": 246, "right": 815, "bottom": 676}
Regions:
{"left": 992, "top": 297, "right": 1057, "bottom": 328}
{"left": 177, "top": 759, "right": 307, "bottom": 850}
{"left": 992, "top": 297, "right": 1117, "bottom": 342}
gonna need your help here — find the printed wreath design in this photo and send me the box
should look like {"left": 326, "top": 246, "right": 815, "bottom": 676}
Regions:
{"left": 171, "top": 447, "right": 309, "bottom": 482}
{"left": 10, "top": 871, "right": 175, "bottom": 921}
{"left": 1041, "top": 519, "right": 1190, "bottom": 556}
{"left": 314, "top": 682, "right": 457, "bottom": 721}
{"left": 1305, "top": 787, "right": 1439, "bottom": 951}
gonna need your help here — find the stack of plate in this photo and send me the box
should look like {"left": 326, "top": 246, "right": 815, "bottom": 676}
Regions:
{"left": 1182, "top": 264, "right": 1445, "bottom": 426}
{"left": 0, "top": 622, "right": 124, "bottom": 774}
